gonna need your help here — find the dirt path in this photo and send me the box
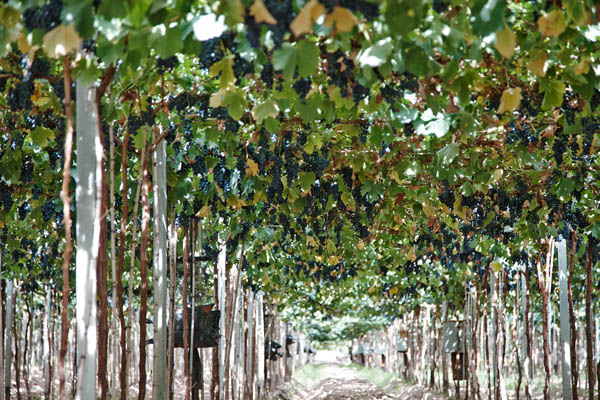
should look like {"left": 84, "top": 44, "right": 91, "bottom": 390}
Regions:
{"left": 290, "top": 362, "right": 399, "bottom": 400}
{"left": 274, "top": 361, "right": 448, "bottom": 400}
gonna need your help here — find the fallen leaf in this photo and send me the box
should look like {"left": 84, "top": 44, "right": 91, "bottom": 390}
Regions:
{"left": 497, "top": 87, "right": 522, "bottom": 113}
{"left": 324, "top": 7, "right": 358, "bottom": 33}
{"left": 250, "top": 0, "right": 277, "bottom": 24}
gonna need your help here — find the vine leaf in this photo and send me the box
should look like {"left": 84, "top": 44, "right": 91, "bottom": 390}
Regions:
{"left": 323, "top": 7, "right": 358, "bottom": 33}
{"left": 497, "top": 87, "right": 522, "bottom": 113}
{"left": 246, "top": 159, "right": 259, "bottom": 177}
{"left": 436, "top": 143, "right": 460, "bottom": 165}
{"left": 540, "top": 80, "right": 566, "bottom": 110}
{"left": 537, "top": 10, "right": 566, "bottom": 38}
{"left": 527, "top": 53, "right": 547, "bottom": 76}
{"left": 357, "top": 38, "right": 394, "bottom": 68}
{"left": 30, "top": 126, "right": 55, "bottom": 148}
{"left": 250, "top": 0, "right": 277, "bottom": 24}
{"left": 555, "top": 177, "right": 574, "bottom": 200}
{"left": 290, "top": 0, "right": 325, "bottom": 37}
{"left": 565, "top": 0, "right": 587, "bottom": 26}
{"left": 43, "top": 25, "right": 82, "bottom": 58}
{"left": 273, "top": 43, "right": 296, "bottom": 80}
{"left": 299, "top": 171, "right": 316, "bottom": 191}
{"left": 296, "top": 40, "right": 319, "bottom": 77}
{"left": 252, "top": 99, "right": 279, "bottom": 124}
{"left": 494, "top": 25, "right": 516, "bottom": 58}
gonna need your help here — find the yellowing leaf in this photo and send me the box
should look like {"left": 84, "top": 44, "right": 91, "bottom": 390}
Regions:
{"left": 327, "top": 255, "right": 339, "bottom": 265}
{"left": 528, "top": 53, "right": 548, "bottom": 76}
{"left": 494, "top": 25, "right": 516, "bottom": 58}
{"left": 290, "top": 0, "right": 325, "bottom": 37}
{"left": 196, "top": 205, "right": 210, "bottom": 218}
{"left": 245, "top": 159, "right": 259, "bottom": 177}
{"left": 388, "top": 285, "right": 399, "bottom": 295}
{"left": 407, "top": 247, "right": 416, "bottom": 261}
{"left": 323, "top": 7, "right": 357, "bottom": 33}
{"left": 537, "top": 10, "right": 566, "bottom": 38}
{"left": 307, "top": 236, "right": 318, "bottom": 247}
{"left": 43, "top": 24, "right": 82, "bottom": 58}
{"left": 250, "top": 0, "right": 277, "bottom": 24}
{"left": 574, "top": 59, "right": 589, "bottom": 75}
{"left": 209, "top": 88, "right": 227, "bottom": 108}
{"left": 491, "top": 260, "right": 503, "bottom": 273}
{"left": 497, "top": 87, "right": 522, "bottom": 113}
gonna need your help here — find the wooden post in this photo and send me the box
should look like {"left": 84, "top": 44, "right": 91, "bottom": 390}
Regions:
{"left": 557, "top": 239, "right": 572, "bottom": 400}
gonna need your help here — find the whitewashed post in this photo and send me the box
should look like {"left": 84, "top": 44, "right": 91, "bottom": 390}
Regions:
{"left": 152, "top": 128, "right": 168, "bottom": 400}
{"left": 0, "top": 250, "right": 4, "bottom": 400}
{"left": 75, "top": 80, "right": 99, "bottom": 400}
{"left": 256, "top": 292, "right": 265, "bottom": 399}
{"left": 246, "top": 290, "right": 255, "bottom": 398}
{"left": 557, "top": 238, "right": 572, "bottom": 400}
{"left": 43, "top": 286, "right": 52, "bottom": 398}
{"left": 217, "top": 243, "right": 227, "bottom": 400}
{"left": 3, "top": 280, "right": 14, "bottom": 400}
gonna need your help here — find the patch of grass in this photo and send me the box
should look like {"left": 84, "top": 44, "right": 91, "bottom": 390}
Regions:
{"left": 293, "top": 363, "right": 329, "bottom": 386}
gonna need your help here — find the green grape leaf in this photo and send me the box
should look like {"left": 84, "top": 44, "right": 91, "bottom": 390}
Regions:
{"left": 471, "top": 0, "right": 506, "bottom": 36}
{"left": 273, "top": 43, "right": 296, "bottom": 81}
{"left": 385, "top": 0, "right": 423, "bottom": 37}
{"left": 30, "top": 126, "right": 55, "bottom": 148}
{"left": 296, "top": 40, "right": 319, "bottom": 77}
{"left": 252, "top": 99, "right": 280, "bottom": 125}
{"left": 555, "top": 177, "right": 574, "bottom": 200}
{"left": 357, "top": 38, "right": 394, "bottom": 68}
{"left": 154, "top": 26, "right": 183, "bottom": 58}
{"left": 541, "top": 81, "right": 566, "bottom": 110}
{"left": 299, "top": 171, "right": 316, "bottom": 191}
{"left": 437, "top": 143, "right": 460, "bottom": 165}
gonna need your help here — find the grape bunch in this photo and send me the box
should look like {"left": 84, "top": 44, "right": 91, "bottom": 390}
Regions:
{"left": 20, "top": 162, "right": 34, "bottom": 184}
{"left": 432, "top": 0, "right": 450, "bottom": 13}
{"left": 1, "top": 184, "right": 13, "bottom": 212}
{"left": 156, "top": 56, "right": 178, "bottom": 74}
{"left": 260, "top": 63, "right": 274, "bottom": 89}
{"left": 23, "top": 0, "right": 63, "bottom": 32}
{"left": 325, "top": 50, "right": 354, "bottom": 96}
{"left": 29, "top": 56, "right": 51, "bottom": 78}
{"left": 339, "top": 0, "right": 379, "bottom": 20}
{"left": 438, "top": 181, "right": 455, "bottom": 209}
{"left": 352, "top": 83, "right": 369, "bottom": 105}
{"left": 552, "top": 132, "right": 568, "bottom": 166}
{"left": 18, "top": 201, "right": 30, "bottom": 221}
{"left": 7, "top": 81, "right": 34, "bottom": 111}
{"left": 293, "top": 78, "right": 311, "bottom": 99}
{"left": 41, "top": 199, "right": 55, "bottom": 222}
{"left": 198, "top": 37, "right": 224, "bottom": 69}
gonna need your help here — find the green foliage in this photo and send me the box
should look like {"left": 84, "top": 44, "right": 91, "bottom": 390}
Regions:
{"left": 1, "top": 0, "right": 600, "bottom": 342}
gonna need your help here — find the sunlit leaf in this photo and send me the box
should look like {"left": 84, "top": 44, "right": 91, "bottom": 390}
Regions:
{"left": 497, "top": 87, "right": 522, "bottom": 113}
{"left": 494, "top": 25, "right": 516, "bottom": 58}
